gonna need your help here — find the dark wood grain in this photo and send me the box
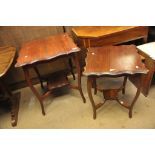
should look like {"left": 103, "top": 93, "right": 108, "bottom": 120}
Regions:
{"left": 17, "top": 33, "right": 85, "bottom": 115}
{"left": 15, "top": 33, "right": 80, "bottom": 67}
{"left": 72, "top": 26, "right": 148, "bottom": 48}
{"left": 84, "top": 45, "right": 148, "bottom": 76}
{"left": 0, "top": 46, "right": 16, "bottom": 77}
{"left": 85, "top": 45, "right": 148, "bottom": 119}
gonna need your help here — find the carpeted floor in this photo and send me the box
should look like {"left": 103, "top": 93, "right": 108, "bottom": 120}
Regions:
{"left": 0, "top": 75, "right": 155, "bottom": 128}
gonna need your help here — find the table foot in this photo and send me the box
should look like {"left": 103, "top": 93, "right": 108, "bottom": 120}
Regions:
{"left": 93, "top": 110, "right": 96, "bottom": 119}
{"left": 129, "top": 110, "right": 132, "bottom": 118}
{"left": 79, "top": 87, "right": 86, "bottom": 103}
{"left": 11, "top": 92, "right": 21, "bottom": 127}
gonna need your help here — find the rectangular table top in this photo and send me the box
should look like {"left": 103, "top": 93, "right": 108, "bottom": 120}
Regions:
{"left": 15, "top": 33, "right": 80, "bottom": 67}
{"left": 72, "top": 26, "right": 145, "bottom": 38}
{"left": 83, "top": 45, "right": 148, "bottom": 76}
{"left": 0, "top": 46, "right": 16, "bottom": 77}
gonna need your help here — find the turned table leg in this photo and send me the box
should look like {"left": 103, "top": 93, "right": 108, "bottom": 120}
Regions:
{"left": 0, "top": 79, "right": 20, "bottom": 127}
{"left": 23, "top": 66, "right": 45, "bottom": 115}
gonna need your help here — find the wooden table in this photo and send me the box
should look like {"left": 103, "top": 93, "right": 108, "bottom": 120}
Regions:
{"left": 133, "top": 42, "right": 155, "bottom": 96}
{"left": 83, "top": 45, "right": 148, "bottom": 119}
{"left": 72, "top": 26, "right": 149, "bottom": 48}
{"left": 15, "top": 33, "right": 86, "bottom": 115}
{"left": 0, "top": 46, "right": 20, "bottom": 126}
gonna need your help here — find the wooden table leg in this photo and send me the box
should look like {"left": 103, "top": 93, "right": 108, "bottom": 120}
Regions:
{"left": 23, "top": 66, "right": 45, "bottom": 115}
{"left": 33, "top": 66, "right": 44, "bottom": 90}
{"left": 0, "top": 80, "right": 20, "bottom": 127}
{"left": 10, "top": 92, "right": 20, "bottom": 127}
{"left": 68, "top": 57, "right": 75, "bottom": 80}
{"left": 74, "top": 53, "right": 86, "bottom": 103}
{"left": 87, "top": 77, "right": 96, "bottom": 119}
{"left": 122, "top": 76, "right": 128, "bottom": 94}
{"left": 129, "top": 74, "right": 142, "bottom": 118}
{"left": 87, "top": 74, "right": 142, "bottom": 119}
{"left": 143, "top": 36, "right": 148, "bottom": 43}
{"left": 93, "top": 78, "right": 97, "bottom": 95}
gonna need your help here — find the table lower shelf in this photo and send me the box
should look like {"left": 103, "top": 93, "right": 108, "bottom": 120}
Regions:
{"left": 47, "top": 71, "right": 69, "bottom": 91}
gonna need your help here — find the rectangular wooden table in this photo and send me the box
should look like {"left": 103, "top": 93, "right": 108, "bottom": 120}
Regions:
{"left": 15, "top": 33, "right": 85, "bottom": 115}
{"left": 83, "top": 45, "right": 148, "bottom": 119}
{"left": 72, "top": 26, "right": 149, "bottom": 48}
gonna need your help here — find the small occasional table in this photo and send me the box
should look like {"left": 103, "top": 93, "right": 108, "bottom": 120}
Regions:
{"left": 0, "top": 46, "right": 20, "bottom": 126}
{"left": 72, "top": 26, "right": 149, "bottom": 48}
{"left": 83, "top": 45, "right": 148, "bottom": 119}
{"left": 15, "top": 33, "right": 86, "bottom": 115}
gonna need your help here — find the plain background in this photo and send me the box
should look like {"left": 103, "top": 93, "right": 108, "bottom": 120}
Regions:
{"left": 1, "top": 0, "right": 155, "bottom": 155}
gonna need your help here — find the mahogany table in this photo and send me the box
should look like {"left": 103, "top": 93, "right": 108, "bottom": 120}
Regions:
{"left": 15, "top": 33, "right": 86, "bottom": 115}
{"left": 83, "top": 45, "right": 148, "bottom": 119}
{"left": 72, "top": 26, "right": 149, "bottom": 48}
{"left": 0, "top": 46, "right": 20, "bottom": 126}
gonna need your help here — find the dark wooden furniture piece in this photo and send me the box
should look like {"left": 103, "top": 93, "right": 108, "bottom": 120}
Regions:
{"left": 83, "top": 45, "right": 148, "bottom": 119}
{"left": 0, "top": 46, "right": 20, "bottom": 126}
{"left": 132, "top": 42, "right": 155, "bottom": 96}
{"left": 72, "top": 26, "right": 149, "bottom": 48}
{"left": 15, "top": 33, "right": 85, "bottom": 115}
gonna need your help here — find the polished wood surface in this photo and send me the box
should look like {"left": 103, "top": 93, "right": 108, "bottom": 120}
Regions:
{"left": 16, "top": 33, "right": 85, "bottom": 115}
{"left": 0, "top": 46, "right": 16, "bottom": 77}
{"left": 84, "top": 45, "right": 148, "bottom": 76}
{"left": 72, "top": 26, "right": 148, "bottom": 48}
{"left": 15, "top": 33, "right": 80, "bottom": 67}
{"left": 84, "top": 45, "right": 148, "bottom": 119}
{"left": 0, "top": 26, "right": 66, "bottom": 88}
{"left": 73, "top": 26, "right": 139, "bottom": 38}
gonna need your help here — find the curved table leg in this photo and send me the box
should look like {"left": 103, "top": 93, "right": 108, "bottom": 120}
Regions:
{"left": 23, "top": 67, "right": 45, "bottom": 115}
{"left": 129, "top": 74, "right": 142, "bottom": 118}
{"left": 74, "top": 53, "right": 86, "bottom": 103}
{"left": 87, "top": 77, "right": 96, "bottom": 119}
{"left": 93, "top": 78, "right": 97, "bottom": 95}
{"left": 122, "top": 76, "right": 128, "bottom": 94}
{"left": 33, "top": 66, "right": 44, "bottom": 90}
{"left": 68, "top": 57, "right": 75, "bottom": 80}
